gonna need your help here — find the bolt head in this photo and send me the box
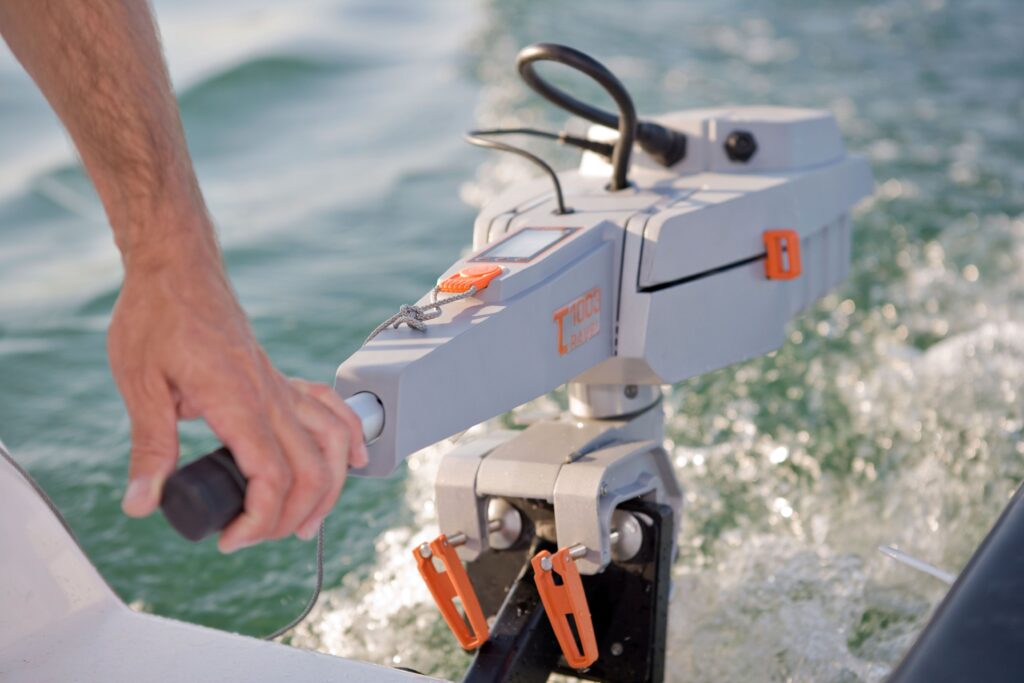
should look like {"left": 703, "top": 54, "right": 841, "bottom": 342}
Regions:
{"left": 724, "top": 130, "right": 757, "bottom": 162}
{"left": 624, "top": 384, "right": 639, "bottom": 399}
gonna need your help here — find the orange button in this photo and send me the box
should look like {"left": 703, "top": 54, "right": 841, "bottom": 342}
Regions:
{"left": 438, "top": 264, "right": 503, "bottom": 294}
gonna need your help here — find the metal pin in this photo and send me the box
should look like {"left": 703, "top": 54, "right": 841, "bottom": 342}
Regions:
{"left": 564, "top": 529, "right": 621, "bottom": 562}
{"left": 418, "top": 543, "right": 432, "bottom": 559}
{"left": 540, "top": 556, "right": 553, "bottom": 572}
{"left": 568, "top": 544, "right": 588, "bottom": 560}
{"left": 444, "top": 518, "right": 504, "bottom": 549}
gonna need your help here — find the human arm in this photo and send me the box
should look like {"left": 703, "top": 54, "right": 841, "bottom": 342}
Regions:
{"left": 0, "top": 0, "right": 367, "bottom": 551}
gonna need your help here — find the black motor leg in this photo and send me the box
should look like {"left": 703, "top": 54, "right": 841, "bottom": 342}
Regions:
{"left": 462, "top": 537, "right": 561, "bottom": 683}
{"left": 556, "top": 500, "right": 674, "bottom": 683}
{"left": 460, "top": 499, "right": 675, "bottom": 683}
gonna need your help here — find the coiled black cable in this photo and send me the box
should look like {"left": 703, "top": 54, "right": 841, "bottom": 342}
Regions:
{"left": 465, "top": 44, "right": 686, "bottom": 199}
{"left": 516, "top": 43, "right": 688, "bottom": 184}
{"left": 516, "top": 43, "right": 638, "bottom": 190}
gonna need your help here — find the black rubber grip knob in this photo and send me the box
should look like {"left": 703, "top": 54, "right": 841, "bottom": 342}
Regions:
{"left": 159, "top": 447, "right": 246, "bottom": 541}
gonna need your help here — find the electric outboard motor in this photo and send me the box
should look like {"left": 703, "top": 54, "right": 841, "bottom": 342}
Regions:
{"left": 160, "top": 43, "right": 871, "bottom": 682}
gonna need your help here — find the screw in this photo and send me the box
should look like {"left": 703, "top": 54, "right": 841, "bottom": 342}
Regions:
{"left": 610, "top": 642, "right": 624, "bottom": 656}
{"left": 624, "top": 384, "right": 638, "bottom": 399}
{"left": 724, "top": 130, "right": 757, "bottom": 162}
{"left": 600, "top": 483, "right": 608, "bottom": 497}
{"left": 418, "top": 543, "right": 432, "bottom": 559}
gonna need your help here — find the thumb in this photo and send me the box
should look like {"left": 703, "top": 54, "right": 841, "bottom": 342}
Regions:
{"left": 121, "top": 381, "right": 179, "bottom": 518}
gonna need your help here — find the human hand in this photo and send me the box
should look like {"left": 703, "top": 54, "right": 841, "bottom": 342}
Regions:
{"left": 109, "top": 233, "right": 367, "bottom": 552}
{"left": 0, "top": 0, "right": 368, "bottom": 550}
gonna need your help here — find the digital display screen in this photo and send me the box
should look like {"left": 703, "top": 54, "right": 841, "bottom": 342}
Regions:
{"left": 471, "top": 227, "right": 577, "bottom": 263}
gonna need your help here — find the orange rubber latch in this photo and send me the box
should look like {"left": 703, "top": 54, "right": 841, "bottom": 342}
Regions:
{"left": 531, "top": 548, "right": 599, "bottom": 670}
{"left": 413, "top": 534, "right": 489, "bottom": 650}
{"left": 763, "top": 229, "right": 802, "bottom": 280}
{"left": 437, "top": 264, "right": 503, "bottom": 294}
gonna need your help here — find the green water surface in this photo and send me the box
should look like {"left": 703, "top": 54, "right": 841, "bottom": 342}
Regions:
{"left": 1, "top": 0, "right": 1022, "bottom": 680}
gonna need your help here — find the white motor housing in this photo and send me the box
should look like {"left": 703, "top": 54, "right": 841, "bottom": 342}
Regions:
{"left": 337, "top": 106, "right": 872, "bottom": 475}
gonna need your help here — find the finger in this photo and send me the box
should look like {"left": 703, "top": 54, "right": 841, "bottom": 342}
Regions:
{"left": 172, "top": 387, "right": 203, "bottom": 421}
{"left": 290, "top": 379, "right": 369, "bottom": 468}
{"left": 291, "top": 393, "right": 350, "bottom": 539}
{"left": 204, "top": 400, "right": 290, "bottom": 553}
{"left": 218, "top": 475, "right": 286, "bottom": 554}
{"left": 346, "top": 417, "right": 368, "bottom": 470}
{"left": 121, "top": 375, "right": 180, "bottom": 518}
{"left": 269, "top": 389, "right": 331, "bottom": 540}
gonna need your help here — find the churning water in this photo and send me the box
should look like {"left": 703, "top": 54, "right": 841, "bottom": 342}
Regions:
{"left": 1, "top": 0, "right": 1022, "bottom": 681}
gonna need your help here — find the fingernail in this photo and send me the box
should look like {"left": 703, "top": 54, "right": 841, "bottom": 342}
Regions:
{"left": 297, "top": 517, "right": 323, "bottom": 541}
{"left": 219, "top": 514, "right": 262, "bottom": 553}
{"left": 121, "top": 477, "right": 155, "bottom": 516}
{"left": 219, "top": 537, "right": 256, "bottom": 554}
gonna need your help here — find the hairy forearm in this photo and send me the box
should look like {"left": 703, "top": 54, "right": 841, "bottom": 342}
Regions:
{"left": 2, "top": 2, "right": 365, "bottom": 548}
{"left": 0, "top": 0, "right": 215, "bottom": 264}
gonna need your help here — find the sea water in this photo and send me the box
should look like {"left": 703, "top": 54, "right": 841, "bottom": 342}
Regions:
{"left": 1, "top": 0, "right": 1021, "bottom": 681}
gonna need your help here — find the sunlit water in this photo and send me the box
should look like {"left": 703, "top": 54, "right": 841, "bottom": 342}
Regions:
{"left": 1, "top": 0, "right": 1022, "bottom": 681}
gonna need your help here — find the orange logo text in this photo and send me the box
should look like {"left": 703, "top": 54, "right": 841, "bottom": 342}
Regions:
{"left": 553, "top": 288, "right": 601, "bottom": 356}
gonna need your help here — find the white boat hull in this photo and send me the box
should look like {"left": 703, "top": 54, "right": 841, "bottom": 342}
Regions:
{"left": 0, "top": 445, "right": 436, "bottom": 683}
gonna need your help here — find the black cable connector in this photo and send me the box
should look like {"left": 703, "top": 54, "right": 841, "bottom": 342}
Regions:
{"left": 556, "top": 132, "right": 617, "bottom": 159}
{"left": 468, "top": 127, "right": 616, "bottom": 160}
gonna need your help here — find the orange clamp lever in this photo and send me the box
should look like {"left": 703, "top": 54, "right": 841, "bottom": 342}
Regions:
{"left": 531, "top": 547, "right": 599, "bottom": 669}
{"left": 413, "top": 534, "right": 489, "bottom": 650}
{"left": 763, "top": 229, "right": 802, "bottom": 280}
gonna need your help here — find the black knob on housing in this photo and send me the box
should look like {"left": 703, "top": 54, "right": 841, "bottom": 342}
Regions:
{"left": 724, "top": 130, "right": 758, "bottom": 162}
{"left": 159, "top": 447, "right": 246, "bottom": 541}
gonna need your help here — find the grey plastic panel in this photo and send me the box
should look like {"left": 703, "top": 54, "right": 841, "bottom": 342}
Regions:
{"left": 638, "top": 155, "right": 871, "bottom": 288}
{"left": 637, "top": 215, "right": 851, "bottom": 385}
{"left": 337, "top": 238, "right": 617, "bottom": 476}
{"left": 475, "top": 421, "right": 614, "bottom": 502}
{"left": 582, "top": 106, "right": 849, "bottom": 176}
{"left": 553, "top": 441, "right": 682, "bottom": 575}
{"left": 435, "top": 431, "right": 518, "bottom": 562}
{"left": 706, "top": 107, "right": 847, "bottom": 172}
{"left": 457, "top": 403, "right": 677, "bottom": 574}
